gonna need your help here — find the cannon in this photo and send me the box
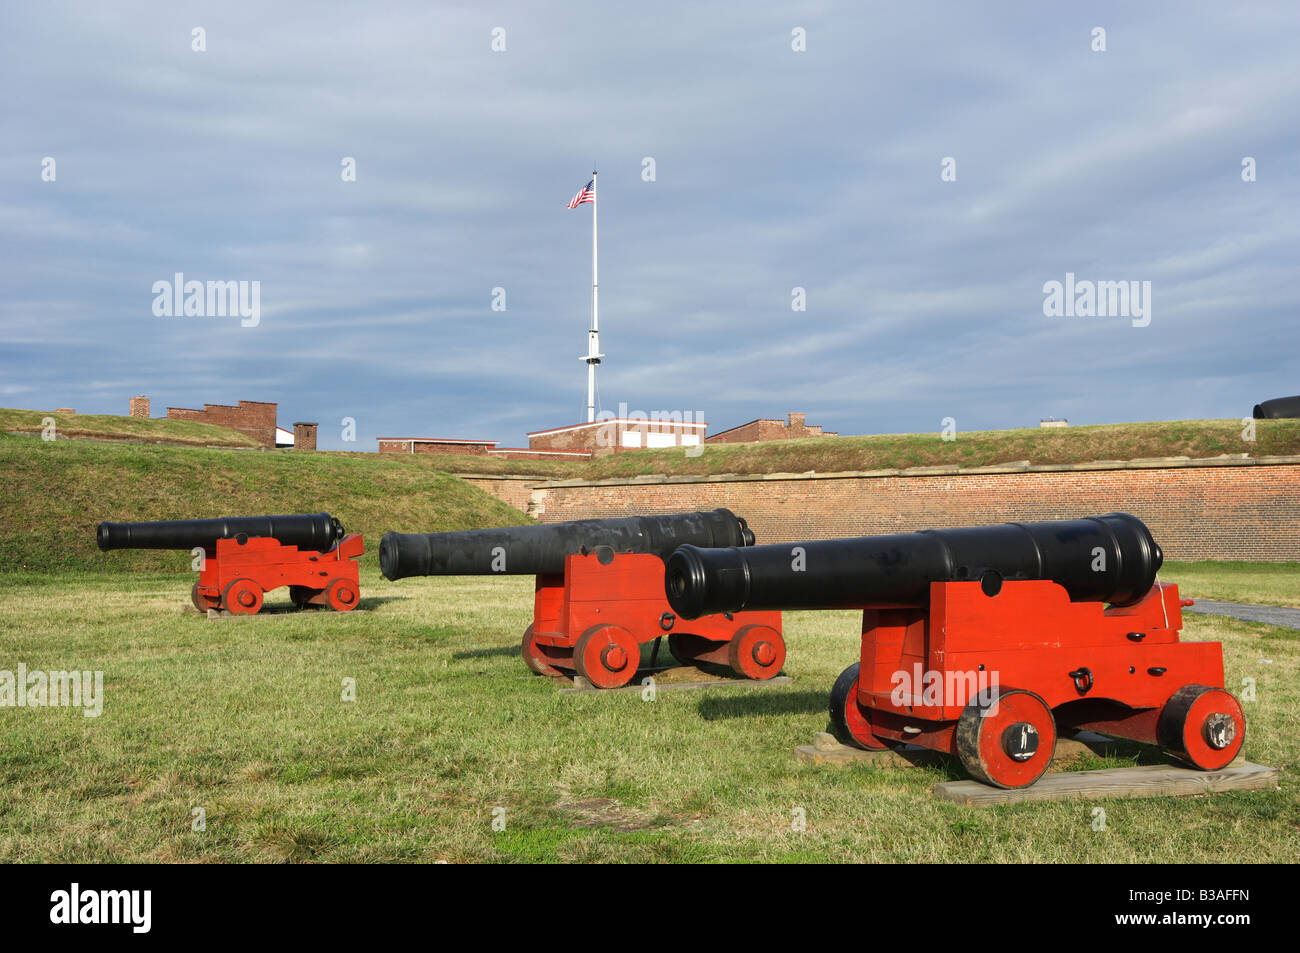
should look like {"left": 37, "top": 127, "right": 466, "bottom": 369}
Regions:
{"left": 665, "top": 513, "right": 1245, "bottom": 788}
{"left": 381, "top": 510, "right": 785, "bottom": 688}
{"left": 1253, "top": 395, "right": 1300, "bottom": 419}
{"left": 97, "top": 513, "right": 365, "bottom": 615}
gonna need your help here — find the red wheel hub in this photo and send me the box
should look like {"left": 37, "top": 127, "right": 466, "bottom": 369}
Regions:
{"left": 573, "top": 625, "right": 638, "bottom": 689}
{"left": 221, "top": 579, "right": 263, "bottom": 616}
{"left": 955, "top": 689, "right": 1056, "bottom": 788}
{"left": 601, "top": 644, "right": 628, "bottom": 671}
{"left": 728, "top": 624, "right": 785, "bottom": 680}
{"left": 1159, "top": 685, "right": 1245, "bottom": 770}
{"left": 324, "top": 577, "right": 360, "bottom": 612}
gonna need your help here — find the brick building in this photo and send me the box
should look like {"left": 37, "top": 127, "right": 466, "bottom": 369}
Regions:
{"left": 293, "top": 423, "right": 318, "bottom": 451}
{"left": 377, "top": 437, "right": 499, "bottom": 456}
{"left": 706, "top": 412, "right": 836, "bottom": 444}
{"left": 528, "top": 417, "right": 707, "bottom": 456}
{"left": 376, "top": 436, "right": 591, "bottom": 461}
{"left": 165, "top": 399, "right": 279, "bottom": 448}
{"left": 378, "top": 416, "right": 707, "bottom": 460}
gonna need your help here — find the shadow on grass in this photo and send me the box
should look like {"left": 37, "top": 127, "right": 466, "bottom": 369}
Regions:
{"left": 696, "top": 690, "right": 829, "bottom": 720}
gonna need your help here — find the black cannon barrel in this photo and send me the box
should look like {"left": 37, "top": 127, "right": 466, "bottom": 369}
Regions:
{"left": 1253, "top": 395, "right": 1300, "bottom": 419}
{"left": 380, "top": 508, "right": 755, "bottom": 580}
{"left": 97, "top": 513, "right": 345, "bottom": 553}
{"left": 665, "top": 513, "right": 1162, "bottom": 620}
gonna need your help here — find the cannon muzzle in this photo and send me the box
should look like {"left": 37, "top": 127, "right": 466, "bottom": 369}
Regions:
{"left": 1253, "top": 395, "right": 1300, "bottom": 419}
{"left": 97, "top": 512, "right": 345, "bottom": 553}
{"left": 380, "top": 508, "right": 755, "bottom": 580}
{"left": 665, "top": 513, "right": 1162, "bottom": 619}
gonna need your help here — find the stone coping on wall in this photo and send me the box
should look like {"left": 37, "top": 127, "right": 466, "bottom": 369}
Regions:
{"left": 479, "top": 453, "right": 1300, "bottom": 489}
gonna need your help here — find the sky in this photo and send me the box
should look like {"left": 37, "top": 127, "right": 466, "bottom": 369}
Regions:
{"left": 2, "top": 1, "right": 1297, "bottom": 450}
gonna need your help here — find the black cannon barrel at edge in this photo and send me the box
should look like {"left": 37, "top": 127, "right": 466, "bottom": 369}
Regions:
{"left": 379, "top": 508, "right": 755, "bottom": 580}
{"left": 1253, "top": 395, "right": 1300, "bottom": 419}
{"left": 96, "top": 513, "right": 345, "bottom": 552}
{"left": 664, "top": 513, "right": 1163, "bottom": 619}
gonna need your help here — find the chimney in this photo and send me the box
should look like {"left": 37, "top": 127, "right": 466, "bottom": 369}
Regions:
{"left": 129, "top": 396, "right": 150, "bottom": 418}
{"left": 787, "top": 412, "right": 806, "bottom": 430}
{"left": 293, "top": 422, "right": 318, "bottom": 451}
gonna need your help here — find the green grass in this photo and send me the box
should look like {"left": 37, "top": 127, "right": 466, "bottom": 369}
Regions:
{"left": 8, "top": 412, "right": 1300, "bottom": 482}
{"left": 416, "top": 418, "right": 1300, "bottom": 479}
{"left": 0, "top": 437, "right": 532, "bottom": 574}
{"left": 0, "top": 407, "right": 259, "bottom": 449}
{"left": 0, "top": 567, "right": 1295, "bottom": 863}
{"left": 1160, "top": 562, "right": 1300, "bottom": 608}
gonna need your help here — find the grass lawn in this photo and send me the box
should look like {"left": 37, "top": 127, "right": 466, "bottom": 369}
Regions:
{"left": 0, "top": 565, "right": 1295, "bottom": 863}
{"left": 0, "top": 408, "right": 259, "bottom": 449}
{"left": 1159, "top": 562, "right": 1300, "bottom": 609}
{"left": 10, "top": 414, "right": 1300, "bottom": 483}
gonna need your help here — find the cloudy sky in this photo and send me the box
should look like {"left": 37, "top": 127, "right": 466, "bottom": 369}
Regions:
{"left": 2, "top": 2, "right": 1297, "bottom": 450}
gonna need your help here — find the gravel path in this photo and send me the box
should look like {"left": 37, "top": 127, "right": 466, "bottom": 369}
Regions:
{"left": 1182, "top": 600, "right": 1300, "bottom": 631}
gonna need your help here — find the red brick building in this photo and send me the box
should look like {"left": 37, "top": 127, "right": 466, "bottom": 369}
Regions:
{"left": 528, "top": 417, "right": 707, "bottom": 456}
{"left": 376, "top": 436, "right": 591, "bottom": 461}
{"left": 378, "top": 416, "right": 707, "bottom": 461}
{"left": 165, "top": 399, "right": 279, "bottom": 448}
{"left": 377, "top": 437, "right": 498, "bottom": 456}
{"left": 706, "top": 412, "right": 836, "bottom": 444}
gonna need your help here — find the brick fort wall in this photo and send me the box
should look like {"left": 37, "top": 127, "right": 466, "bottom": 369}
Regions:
{"left": 464, "top": 457, "right": 1300, "bottom": 561}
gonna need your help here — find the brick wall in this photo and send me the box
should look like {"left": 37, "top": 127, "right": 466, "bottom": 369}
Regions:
{"left": 377, "top": 439, "right": 493, "bottom": 455}
{"left": 129, "top": 396, "right": 150, "bottom": 418}
{"left": 488, "top": 449, "right": 592, "bottom": 461}
{"left": 530, "top": 419, "right": 705, "bottom": 455}
{"left": 414, "top": 442, "right": 489, "bottom": 456}
{"left": 166, "top": 400, "right": 278, "bottom": 448}
{"left": 293, "top": 422, "right": 318, "bottom": 451}
{"left": 463, "top": 476, "right": 547, "bottom": 516}
{"left": 707, "top": 411, "right": 834, "bottom": 443}
{"left": 492, "top": 458, "right": 1300, "bottom": 561}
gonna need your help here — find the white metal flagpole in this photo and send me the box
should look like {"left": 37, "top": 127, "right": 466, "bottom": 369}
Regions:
{"left": 583, "top": 168, "right": 602, "bottom": 422}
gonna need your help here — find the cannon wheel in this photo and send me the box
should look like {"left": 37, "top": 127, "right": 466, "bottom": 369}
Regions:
{"left": 1157, "top": 684, "right": 1245, "bottom": 771}
{"left": 222, "top": 578, "right": 264, "bottom": 616}
{"left": 323, "top": 577, "right": 360, "bottom": 612}
{"left": 289, "top": 585, "right": 322, "bottom": 610}
{"left": 191, "top": 582, "right": 217, "bottom": 612}
{"left": 729, "top": 624, "right": 785, "bottom": 680}
{"left": 955, "top": 688, "right": 1056, "bottom": 789}
{"left": 573, "top": 624, "right": 639, "bottom": 689}
{"left": 520, "top": 625, "right": 562, "bottom": 677}
{"left": 829, "top": 663, "right": 894, "bottom": 750}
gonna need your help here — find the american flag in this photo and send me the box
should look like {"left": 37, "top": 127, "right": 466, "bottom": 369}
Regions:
{"left": 567, "top": 178, "right": 595, "bottom": 208}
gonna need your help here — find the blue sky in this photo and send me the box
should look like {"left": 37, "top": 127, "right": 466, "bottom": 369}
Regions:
{"left": 2, "top": 1, "right": 1297, "bottom": 450}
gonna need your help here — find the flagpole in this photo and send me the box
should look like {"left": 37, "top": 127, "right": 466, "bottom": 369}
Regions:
{"left": 585, "top": 168, "right": 601, "bottom": 423}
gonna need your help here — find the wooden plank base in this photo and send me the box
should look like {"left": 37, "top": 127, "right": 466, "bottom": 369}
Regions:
{"left": 933, "top": 761, "right": 1278, "bottom": 807}
{"left": 796, "top": 730, "right": 1274, "bottom": 804}
{"left": 558, "top": 670, "right": 793, "bottom": 695}
{"left": 795, "top": 730, "right": 1123, "bottom": 768}
{"left": 182, "top": 604, "right": 370, "bottom": 620}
